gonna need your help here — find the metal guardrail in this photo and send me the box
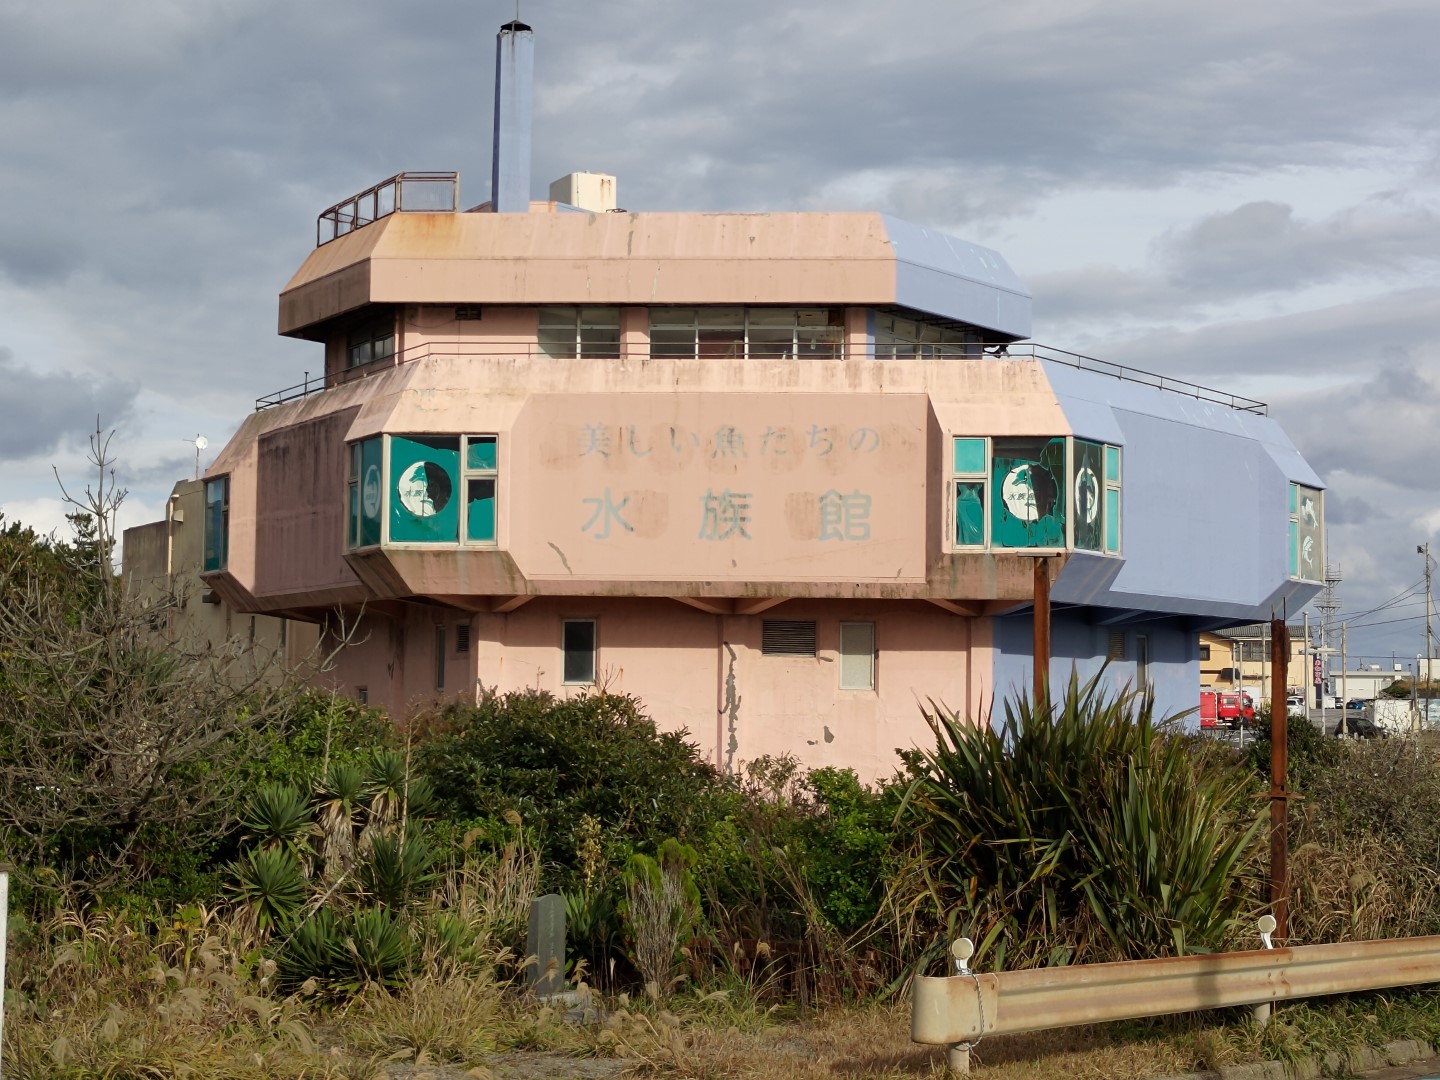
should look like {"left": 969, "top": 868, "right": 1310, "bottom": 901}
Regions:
{"left": 912, "top": 924, "right": 1440, "bottom": 1075}
{"left": 316, "top": 172, "right": 459, "bottom": 247}
{"left": 256, "top": 340, "right": 1268, "bottom": 415}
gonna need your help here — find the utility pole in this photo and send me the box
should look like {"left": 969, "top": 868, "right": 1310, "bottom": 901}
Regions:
{"left": 1269, "top": 617, "right": 1291, "bottom": 938}
{"left": 1422, "top": 543, "right": 1434, "bottom": 730}
{"left": 1339, "top": 624, "right": 1348, "bottom": 737}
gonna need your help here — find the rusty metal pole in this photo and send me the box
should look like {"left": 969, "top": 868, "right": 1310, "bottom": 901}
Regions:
{"left": 1034, "top": 557, "right": 1051, "bottom": 707}
{"left": 1269, "top": 618, "right": 1290, "bottom": 937}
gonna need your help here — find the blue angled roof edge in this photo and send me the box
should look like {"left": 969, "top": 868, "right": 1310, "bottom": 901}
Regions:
{"left": 881, "top": 215, "right": 1033, "bottom": 339}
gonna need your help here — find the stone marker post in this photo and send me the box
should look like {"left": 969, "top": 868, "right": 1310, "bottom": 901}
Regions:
{"left": 526, "top": 893, "right": 566, "bottom": 997}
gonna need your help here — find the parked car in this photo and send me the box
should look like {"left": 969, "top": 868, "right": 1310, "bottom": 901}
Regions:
{"left": 1345, "top": 698, "right": 1368, "bottom": 712}
{"left": 1286, "top": 694, "right": 1305, "bottom": 712}
{"left": 1334, "top": 714, "right": 1386, "bottom": 739}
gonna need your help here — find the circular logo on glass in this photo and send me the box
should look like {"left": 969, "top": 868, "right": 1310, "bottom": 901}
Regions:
{"left": 397, "top": 461, "right": 453, "bottom": 517}
{"left": 362, "top": 463, "right": 381, "bottom": 518}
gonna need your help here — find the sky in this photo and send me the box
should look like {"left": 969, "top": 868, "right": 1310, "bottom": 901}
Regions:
{"left": 2, "top": 0, "right": 1438, "bottom": 672}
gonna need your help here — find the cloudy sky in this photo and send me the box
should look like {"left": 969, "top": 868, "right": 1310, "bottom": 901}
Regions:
{"left": 2, "top": 0, "right": 1438, "bottom": 671}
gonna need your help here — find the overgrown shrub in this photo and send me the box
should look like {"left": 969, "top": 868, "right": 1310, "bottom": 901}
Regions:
{"left": 415, "top": 689, "right": 726, "bottom": 889}
{"left": 896, "top": 671, "right": 1265, "bottom": 972}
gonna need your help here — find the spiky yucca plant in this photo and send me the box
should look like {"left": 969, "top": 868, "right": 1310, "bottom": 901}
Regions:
{"left": 897, "top": 669, "right": 1264, "bottom": 971}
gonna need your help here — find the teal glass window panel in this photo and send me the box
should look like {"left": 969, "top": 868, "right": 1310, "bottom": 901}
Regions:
{"left": 1105, "top": 488, "right": 1121, "bottom": 553}
{"left": 357, "top": 437, "right": 382, "bottom": 547}
{"left": 953, "top": 437, "right": 986, "bottom": 475}
{"left": 1073, "top": 440, "right": 1104, "bottom": 552}
{"left": 466, "top": 436, "right": 497, "bottom": 472}
{"left": 389, "top": 435, "right": 460, "bottom": 543}
{"left": 991, "top": 436, "right": 1067, "bottom": 548}
{"left": 1288, "top": 519, "right": 1299, "bottom": 577}
{"left": 1294, "top": 485, "right": 1322, "bottom": 579}
{"left": 1105, "top": 444, "right": 1121, "bottom": 484}
{"left": 467, "top": 478, "right": 497, "bottom": 542}
{"left": 954, "top": 482, "right": 985, "bottom": 545}
{"left": 203, "top": 478, "right": 227, "bottom": 572}
{"left": 348, "top": 484, "right": 359, "bottom": 549}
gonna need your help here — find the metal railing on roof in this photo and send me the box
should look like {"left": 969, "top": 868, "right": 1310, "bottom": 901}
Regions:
{"left": 255, "top": 339, "right": 1267, "bottom": 415}
{"left": 316, "top": 172, "right": 459, "bottom": 247}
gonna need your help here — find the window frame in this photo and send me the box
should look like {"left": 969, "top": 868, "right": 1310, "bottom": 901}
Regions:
{"left": 462, "top": 434, "right": 499, "bottom": 545}
{"left": 649, "top": 307, "right": 843, "bottom": 360}
{"left": 346, "top": 315, "right": 396, "bottom": 369}
{"left": 202, "top": 476, "right": 230, "bottom": 572}
{"left": 562, "top": 618, "right": 598, "bottom": 685}
{"left": 949, "top": 437, "right": 989, "bottom": 549}
{"left": 1288, "top": 482, "right": 1324, "bottom": 582}
{"left": 538, "top": 306, "right": 620, "bottom": 359}
{"left": 838, "top": 621, "right": 877, "bottom": 691}
{"left": 947, "top": 435, "right": 1122, "bottom": 555}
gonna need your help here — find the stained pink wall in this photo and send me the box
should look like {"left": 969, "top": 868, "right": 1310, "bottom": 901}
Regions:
{"left": 317, "top": 596, "right": 988, "bottom": 782}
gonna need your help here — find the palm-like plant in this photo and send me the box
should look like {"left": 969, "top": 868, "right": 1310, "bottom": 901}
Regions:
{"left": 315, "top": 761, "right": 364, "bottom": 879}
{"left": 897, "top": 669, "right": 1264, "bottom": 971}
{"left": 242, "top": 782, "right": 313, "bottom": 855}
{"left": 340, "top": 907, "right": 412, "bottom": 989}
{"left": 230, "top": 846, "right": 307, "bottom": 940}
{"left": 358, "top": 826, "right": 436, "bottom": 908}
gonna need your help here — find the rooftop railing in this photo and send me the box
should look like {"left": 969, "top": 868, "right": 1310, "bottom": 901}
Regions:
{"left": 316, "top": 172, "right": 459, "bottom": 247}
{"left": 256, "top": 339, "right": 1267, "bottom": 416}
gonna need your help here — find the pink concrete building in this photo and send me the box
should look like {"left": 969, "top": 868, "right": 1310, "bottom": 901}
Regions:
{"left": 184, "top": 22, "right": 1323, "bottom": 779}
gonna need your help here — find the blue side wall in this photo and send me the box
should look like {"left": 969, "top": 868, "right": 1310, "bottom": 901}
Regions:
{"left": 1044, "top": 361, "right": 1324, "bottom": 622}
{"left": 991, "top": 611, "right": 1201, "bottom": 729}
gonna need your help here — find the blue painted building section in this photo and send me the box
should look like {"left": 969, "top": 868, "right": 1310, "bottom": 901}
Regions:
{"left": 991, "top": 613, "right": 1200, "bottom": 727}
{"left": 983, "top": 361, "right": 1324, "bottom": 729}
{"left": 881, "top": 215, "right": 1032, "bottom": 339}
{"left": 1045, "top": 360, "right": 1323, "bottom": 621}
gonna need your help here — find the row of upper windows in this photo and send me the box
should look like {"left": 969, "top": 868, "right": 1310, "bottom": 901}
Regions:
{"left": 342, "top": 306, "right": 987, "bottom": 368}
{"left": 201, "top": 437, "right": 1323, "bottom": 581}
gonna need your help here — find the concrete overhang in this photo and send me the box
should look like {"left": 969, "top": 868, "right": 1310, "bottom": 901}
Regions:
{"left": 279, "top": 210, "right": 1031, "bottom": 340}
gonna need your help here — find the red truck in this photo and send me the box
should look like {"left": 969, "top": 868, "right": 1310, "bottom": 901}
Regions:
{"left": 1200, "top": 690, "right": 1255, "bottom": 728}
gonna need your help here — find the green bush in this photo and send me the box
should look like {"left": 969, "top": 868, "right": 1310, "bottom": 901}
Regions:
{"left": 415, "top": 689, "right": 725, "bottom": 889}
{"left": 897, "top": 671, "right": 1265, "bottom": 971}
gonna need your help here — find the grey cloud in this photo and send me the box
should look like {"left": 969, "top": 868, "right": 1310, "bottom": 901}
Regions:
{"left": 1159, "top": 199, "right": 1440, "bottom": 294}
{"left": 0, "top": 349, "right": 139, "bottom": 461}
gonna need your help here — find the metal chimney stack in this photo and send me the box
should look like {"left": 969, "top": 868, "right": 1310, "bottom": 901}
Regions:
{"left": 490, "top": 20, "right": 534, "bottom": 213}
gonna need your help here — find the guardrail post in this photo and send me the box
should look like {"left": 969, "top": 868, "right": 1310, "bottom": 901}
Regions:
{"left": 945, "top": 938, "right": 978, "bottom": 1076}
{"left": 1252, "top": 915, "right": 1277, "bottom": 1028}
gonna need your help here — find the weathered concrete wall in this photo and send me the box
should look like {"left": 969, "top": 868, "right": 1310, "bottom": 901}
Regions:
{"left": 317, "top": 596, "right": 986, "bottom": 781}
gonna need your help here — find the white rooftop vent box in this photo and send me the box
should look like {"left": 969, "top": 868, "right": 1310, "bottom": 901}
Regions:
{"left": 550, "top": 171, "right": 617, "bottom": 212}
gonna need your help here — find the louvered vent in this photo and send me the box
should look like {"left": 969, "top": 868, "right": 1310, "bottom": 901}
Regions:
{"left": 1107, "top": 631, "right": 1126, "bottom": 661}
{"left": 456, "top": 624, "right": 471, "bottom": 654}
{"left": 762, "top": 620, "right": 817, "bottom": 657}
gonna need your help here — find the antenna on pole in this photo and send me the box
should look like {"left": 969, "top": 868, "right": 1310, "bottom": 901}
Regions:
{"left": 192, "top": 435, "right": 209, "bottom": 481}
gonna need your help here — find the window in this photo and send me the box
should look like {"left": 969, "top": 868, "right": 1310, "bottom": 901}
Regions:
{"left": 762, "top": 620, "right": 817, "bottom": 657}
{"left": 1289, "top": 483, "right": 1324, "bottom": 581}
{"left": 951, "top": 437, "right": 987, "bottom": 547}
{"left": 563, "top": 619, "right": 597, "bottom": 684}
{"left": 464, "top": 435, "right": 498, "bottom": 543}
{"left": 650, "top": 307, "right": 842, "bottom": 360}
{"left": 538, "top": 306, "right": 620, "bottom": 359}
{"left": 1199, "top": 644, "right": 1211, "bottom": 662}
{"left": 874, "top": 312, "right": 981, "bottom": 359}
{"left": 389, "top": 435, "right": 460, "bottom": 543}
{"left": 1104, "top": 445, "right": 1122, "bottom": 555}
{"left": 347, "top": 316, "right": 395, "bottom": 368}
{"left": 203, "top": 476, "right": 229, "bottom": 572}
{"left": 347, "top": 437, "right": 382, "bottom": 549}
{"left": 357, "top": 686, "right": 369, "bottom": 705}
{"left": 948, "top": 436, "right": 1122, "bottom": 553}
{"left": 839, "top": 622, "right": 876, "bottom": 690}
{"left": 1135, "top": 634, "right": 1150, "bottom": 690}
